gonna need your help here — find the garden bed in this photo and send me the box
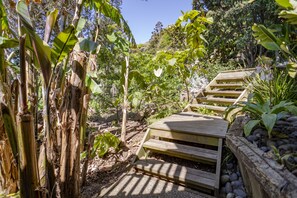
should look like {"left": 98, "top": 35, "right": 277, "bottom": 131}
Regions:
{"left": 226, "top": 116, "right": 297, "bottom": 198}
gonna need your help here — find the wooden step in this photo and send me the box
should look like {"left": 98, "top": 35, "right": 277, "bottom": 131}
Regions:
{"left": 134, "top": 159, "right": 216, "bottom": 190}
{"left": 204, "top": 90, "right": 242, "bottom": 97}
{"left": 198, "top": 97, "right": 237, "bottom": 105}
{"left": 215, "top": 76, "right": 246, "bottom": 82}
{"left": 149, "top": 112, "right": 228, "bottom": 139}
{"left": 189, "top": 104, "right": 227, "bottom": 113}
{"left": 210, "top": 83, "right": 243, "bottom": 89}
{"left": 143, "top": 139, "right": 218, "bottom": 163}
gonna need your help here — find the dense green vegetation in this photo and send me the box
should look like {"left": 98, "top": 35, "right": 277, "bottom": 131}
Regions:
{"left": 1, "top": 0, "right": 297, "bottom": 197}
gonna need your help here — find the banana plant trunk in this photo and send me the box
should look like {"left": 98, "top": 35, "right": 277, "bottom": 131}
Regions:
{"left": 17, "top": 34, "right": 41, "bottom": 198}
{"left": 59, "top": 51, "right": 86, "bottom": 197}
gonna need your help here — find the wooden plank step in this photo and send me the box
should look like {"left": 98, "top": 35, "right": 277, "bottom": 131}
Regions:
{"left": 150, "top": 129, "right": 219, "bottom": 146}
{"left": 189, "top": 104, "right": 227, "bottom": 113}
{"left": 149, "top": 112, "right": 228, "bottom": 139}
{"left": 143, "top": 139, "right": 218, "bottom": 163}
{"left": 210, "top": 83, "right": 243, "bottom": 89}
{"left": 215, "top": 76, "right": 246, "bottom": 82}
{"left": 134, "top": 159, "right": 216, "bottom": 190}
{"left": 198, "top": 97, "right": 237, "bottom": 105}
{"left": 204, "top": 90, "right": 242, "bottom": 97}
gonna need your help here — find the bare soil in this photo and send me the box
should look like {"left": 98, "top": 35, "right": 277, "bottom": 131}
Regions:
{"left": 81, "top": 119, "right": 147, "bottom": 197}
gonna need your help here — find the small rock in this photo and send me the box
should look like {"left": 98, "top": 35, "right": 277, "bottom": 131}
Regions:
{"left": 292, "top": 169, "right": 297, "bottom": 177}
{"left": 289, "top": 131, "right": 297, "bottom": 138}
{"left": 221, "top": 174, "right": 230, "bottom": 185}
{"left": 226, "top": 193, "right": 235, "bottom": 198}
{"left": 220, "top": 187, "right": 226, "bottom": 194}
{"left": 236, "top": 171, "right": 241, "bottom": 176}
{"left": 235, "top": 196, "right": 243, "bottom": 198}
{"left": 276, "top": 140, "right": 284, "bottom": 146}
{"left": 283, "top": 139, "right": 290, "bottom": 144}
{"left": 287, "top": 156, "right": 295, "bottom": 164}
{"left": 225, "top": 182, "right": 233, "bottom": 194}
{"left": 231, "top": 180, "right": 243, "bottom": 188}
{"left": 294, "top": 157, "right": 297, "bottom": 163}
{"left": 260, "top": 146, "right": 270, "bottom": 152}
{"left": 230, "top": 173, "right": 238, "bottom": 181}
{"left": 276, "top": 120, "right": 291, "bottom": 126}
{"left": 238, "top": 177, "right": 243, "bottom": 182}
{"left": 253, "top": 128, "right": 266, "bottom": 136}
{"left": 287, "top": 116, "right": 297, "bottom": 122}
{"left": 279, "top": 144, "right": 297, "bottom": 151}
{"left": 222, "top": 169, "right": 228, "bottom": 174}
{"left": 226, "top": 163, "right": 234, "bottom": 170}
{"left": 234, "top": 189, "right": 247, "bottom": 197}
{"left": 246, "top": 135, "right": 257, "bottom": 143}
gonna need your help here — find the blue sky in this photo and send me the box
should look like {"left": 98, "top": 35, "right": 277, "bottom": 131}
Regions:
{"left": 121, "top": 0, "right": 192, "bottom": 44}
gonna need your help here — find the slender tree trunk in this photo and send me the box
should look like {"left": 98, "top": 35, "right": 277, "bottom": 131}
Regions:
{"left": 80, "top": 87, "right": 90, "bottom": 152}
{"left": 121, "top": 56, "right": 129, "bottom": 144}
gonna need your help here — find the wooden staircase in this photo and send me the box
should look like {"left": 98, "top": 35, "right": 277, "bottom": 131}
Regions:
{"left": 134, "top": 112, "right": 227, "bottom": 196}
{"left": 133, "top": 69, "right": 254, "bottom": 197}
{"left": 185, "top": 69, "right": 254, "bottom": 115}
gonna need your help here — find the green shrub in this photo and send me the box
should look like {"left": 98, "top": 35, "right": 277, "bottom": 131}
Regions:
{"left": 248, "top": 71, "right": 297, "bottom": 106}
{"left": 226, "top": 95, "right": 297, "bottom": 138}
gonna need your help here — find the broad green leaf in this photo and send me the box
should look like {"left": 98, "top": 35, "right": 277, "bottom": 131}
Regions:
{"left": 51, "top": 25, "right": 78, "bottom": 65}
{"left": 86, "top": 75, "right": 102, "bottom": 94}
{"left": 44, "top": 9, "right": 59, "bottom": 43}
{"left": 0, "top": 37, "right": 18, "bottom": 48}
{"left": 76, "top": 18, "right": 86, "bottom": 36}
{"left": 17, "top": 1, "right": 52, "bottom": 87}
{"left": 252, "top": 24, "right": 281, "bottom": 50}
{"left": 261, "top": 113, "right": 277, "bottom": 137}
{"left": 275, "top": 0, "right": 293, "bottom": 9}
{"left": 17, "top": 1, "right": 33, "bottom": 27}
{"left": 74, "top": 38, "right": 98, "bottom": 53}
{"left": 244, "top": 120, "right": 261, "bottom": 137}
{"left": 279, "top": 10, "right": 297, "bottom": 25}
{"left": 107, "top": 33, "right": 117, "bottom": 42}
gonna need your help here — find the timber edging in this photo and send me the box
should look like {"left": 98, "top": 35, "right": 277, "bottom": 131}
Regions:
{"left": 226, "top": 117, "right": 297, "bottom": 198}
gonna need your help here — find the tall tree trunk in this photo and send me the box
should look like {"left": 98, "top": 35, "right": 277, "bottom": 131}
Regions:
{"left": 121, "top": 56, "right": 129, "bottom": 144}
{"left": 59, "top": 51, "right": 86, "bottom": 197}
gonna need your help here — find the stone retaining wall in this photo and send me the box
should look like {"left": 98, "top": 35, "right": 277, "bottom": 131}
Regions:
{"left": 226, "top": 116, "right": 297, "bottom": 198}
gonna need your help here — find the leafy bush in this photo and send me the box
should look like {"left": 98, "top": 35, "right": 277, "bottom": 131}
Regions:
{"left": 81, "top": 132, "right": 120, "bottom": 159}
{"left": 226, "top": 95, "right": 297, "bottom": 138}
